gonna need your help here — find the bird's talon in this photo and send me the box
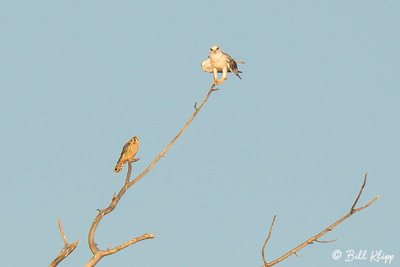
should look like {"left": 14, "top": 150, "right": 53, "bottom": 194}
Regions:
{"left": 130, "top": 157, "right": 140, "bottom": 162}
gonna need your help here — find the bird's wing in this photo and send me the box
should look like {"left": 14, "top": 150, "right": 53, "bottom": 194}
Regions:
{"left": 201, "top": 58, "right": 213, "bottom": 72}
{"left": 201, "top": 57, "right": 243, "bottom": 73}
{"left": 117, "top": 142, "right": 131, "bottom": 159}
{"left": 224, "top": 53, "right": 241, "bottom": 79}
{"left": 122, "top": 142, "right": 131, "bottom": 153}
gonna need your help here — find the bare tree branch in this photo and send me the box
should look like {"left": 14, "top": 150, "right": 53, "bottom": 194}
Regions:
{"left": 49, "top": 219, "right": 80, "bottom": 267}
{"left": 84, "top": 83, "right": 218, "bottom": 266}
{"left": 261, "top": 172, "right": 379, "bottom": 267}
{"left": 262, "top": 215, "right": 276, "bottom": 266}
{"left": 350, "top": 172, "right": 368, "bottom": 213}
{"left": 128, "top": 84, "right": 218, "bottom": 188}
{"left": 85, "top": 162, "right": 155, "bottom": 266}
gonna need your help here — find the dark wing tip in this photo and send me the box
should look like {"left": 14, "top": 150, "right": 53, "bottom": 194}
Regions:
{"left": 227, "top": 58, "right": 242, "bottom": 79}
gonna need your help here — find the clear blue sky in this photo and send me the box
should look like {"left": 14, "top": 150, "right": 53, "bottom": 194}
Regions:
{"left": 1, "top": 1, "right": 399, "bottom": 266}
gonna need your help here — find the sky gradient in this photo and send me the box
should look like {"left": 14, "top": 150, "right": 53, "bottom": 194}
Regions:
{"left": 1, "top": 1, "right": 399, "bottom": 266}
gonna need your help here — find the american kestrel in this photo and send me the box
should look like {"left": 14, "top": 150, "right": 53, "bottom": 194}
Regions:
{"left": 114, "top": 136, "right": 139, "bottom": 173}
{"left": 201, "top": 45, "right": 244, "bottom": 85}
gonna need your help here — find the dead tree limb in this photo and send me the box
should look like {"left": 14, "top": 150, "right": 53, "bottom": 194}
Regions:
{"left": 262, "top": 215, "right": 276, "bottom": 266}
{"left": 84, "top": 84, "right": 219, "bottom": 266}
{"left": 85, "top": 162, "right": 155, "bottom": 266}
{"left": 261, "top": 172, "right": 379, "bottom": 267}
{"left": 49, "top": 219, "right": 80, "bottom": 267}
{"left": 128, "top": 84, "right": 219, "bottom": 188}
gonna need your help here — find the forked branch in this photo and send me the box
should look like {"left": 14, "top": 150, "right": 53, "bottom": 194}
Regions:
{"left": 261, "top": 172, "right": 379, "bottom": 267}
{"left": 84, "top": 84, "right": 219, "bottom": 266}
{"left": 49, "top": 219, "right": 80, "bottom": 267}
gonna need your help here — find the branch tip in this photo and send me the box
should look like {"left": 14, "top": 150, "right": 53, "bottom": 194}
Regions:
{"left": 315, "top": 238, "right": 338, "bottom": 243}
{"left": 350, "top": 172, "right": 368, "bottom": 213}
{"left": 262, "top": 214, "right": 277, "bottom": 266}
{"left": 57, "top": 219, "right": 67, "bottom": 244}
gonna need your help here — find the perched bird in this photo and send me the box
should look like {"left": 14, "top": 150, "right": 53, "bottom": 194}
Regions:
{"left": 201, "top": 45, "right": 244, "bottom": 85}
{"left": 114, "top": 136, "right": 140, "bottom": 173}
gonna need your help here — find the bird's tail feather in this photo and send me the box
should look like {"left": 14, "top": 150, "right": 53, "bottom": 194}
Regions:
{"left": 114, "top": 162, "right": 123, "bottom": 173}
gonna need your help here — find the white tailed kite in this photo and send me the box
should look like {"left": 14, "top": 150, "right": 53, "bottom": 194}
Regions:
{"left": 201, "top": 45, "right": 244, "bottom": 85}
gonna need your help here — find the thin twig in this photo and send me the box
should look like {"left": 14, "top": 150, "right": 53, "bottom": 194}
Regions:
{"left": 314, "top": 238, "right": 338, "bottom": 243}
{"left": 49, "top": 219, "right": 80, "bottom": 267}
{"left": 58, "top": 218, "right": 68, "bottom": 245}
{"left": 353, "top": 195, "right": 379, "bottom": 212}
{"left": 350, "top": 172, "right": 368, "bottom": 213}
{"left": 262, "top": 215, "right": 276, "bottom": 266}
{"left": 261, "top": 173, "right": 378, "bottom": 267}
